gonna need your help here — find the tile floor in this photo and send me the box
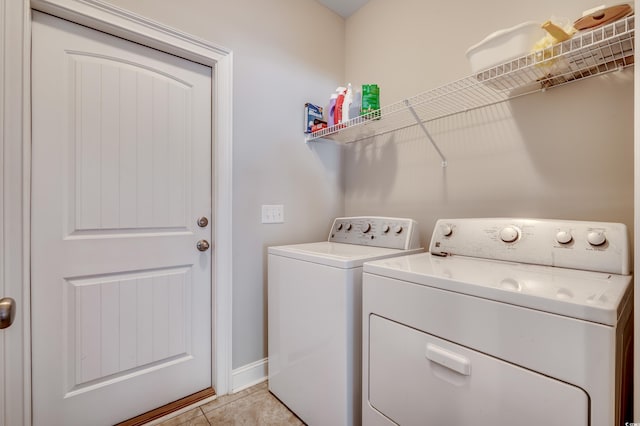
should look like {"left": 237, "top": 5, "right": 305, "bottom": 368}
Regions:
{"left": 155, "top": 381, "right": 305, "bottom": 426}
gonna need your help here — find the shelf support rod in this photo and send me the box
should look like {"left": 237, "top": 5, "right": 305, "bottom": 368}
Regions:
{"left": 404, "top": 99, "right": 447, "bottom": 167}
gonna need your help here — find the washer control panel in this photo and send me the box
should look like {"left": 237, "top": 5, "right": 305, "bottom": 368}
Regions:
{"left": 429, "top": 218, "right": 630, "bottom": 275}
{"left": 329, "top": 216, "right": 421, "bottom": 250}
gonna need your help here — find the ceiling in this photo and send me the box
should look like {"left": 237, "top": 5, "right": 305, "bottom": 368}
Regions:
{"left": 316, "top": 0, "right": 370, "bottom": 18}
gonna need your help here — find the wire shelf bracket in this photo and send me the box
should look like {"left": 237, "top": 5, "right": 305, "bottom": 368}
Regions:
{"left": 404, "top": 99, "right": 448, "bottom": 167}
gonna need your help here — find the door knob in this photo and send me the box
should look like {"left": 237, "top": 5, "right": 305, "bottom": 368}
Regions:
{"left": 197, "top": 240, "right": 210, "bottom": 252}
{"left": 197, "top": 217, "right": 209, "bottom": 228}
{"left": 0, "top": 297, "right": 16, "bottom": 330}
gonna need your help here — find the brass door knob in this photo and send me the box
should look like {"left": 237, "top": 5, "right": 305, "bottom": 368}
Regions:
{"left": 197, "top": 240, "right": 210, "bottom": 252}
{"left": 0, "top": 297, "right": 16, "bottom": 330}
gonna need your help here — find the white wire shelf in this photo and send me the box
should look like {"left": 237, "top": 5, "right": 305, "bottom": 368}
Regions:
{"left": 306, "top": 14, "right": 635, "bottom": 155}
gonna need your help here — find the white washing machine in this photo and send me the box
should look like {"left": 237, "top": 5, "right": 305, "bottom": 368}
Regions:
{"left": 268, "top": 217, "right": 422, "bottom": 426}
{"left": 362, "top": 218, "right": 633, "bottom": 426}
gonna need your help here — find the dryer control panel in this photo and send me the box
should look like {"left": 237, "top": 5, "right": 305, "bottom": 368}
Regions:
{"left": 429, "top": 218, "right": 630, "bottom": 275}
{"left": 329, "top": 217, "right": 421, "bottom": 250}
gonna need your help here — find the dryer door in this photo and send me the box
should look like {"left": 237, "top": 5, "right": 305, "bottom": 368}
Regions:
{"left": 368, "top": 315, "right": 589, "bottom": 426}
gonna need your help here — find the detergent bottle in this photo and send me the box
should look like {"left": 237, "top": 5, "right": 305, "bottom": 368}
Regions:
{"left": 334, "top": 87, "right": 347, "bottom": 125}
{"left": 342, "top": 83, "right": 353, "bottom": 123}
{"left": 327, "top": 93, "right": 338, "bottom": 127}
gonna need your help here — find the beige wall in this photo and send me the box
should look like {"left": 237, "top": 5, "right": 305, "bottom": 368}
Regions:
{"left": 99, "top": 0, "right": 634, "bottom": 377}
{"left": 344, "top": 0, "right": 634, "bottom": 246}
{"left": 102, "top": 0, "right": 346, "bottom": 369}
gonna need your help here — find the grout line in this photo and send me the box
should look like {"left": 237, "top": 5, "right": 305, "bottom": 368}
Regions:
{"left": 197, "top": 407, "right": 211, "bottom": 425}
{"left": 200, "top": 383, "right": 266, "bottom": 414}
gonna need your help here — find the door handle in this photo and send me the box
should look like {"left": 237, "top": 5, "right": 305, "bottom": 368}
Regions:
{"left": 0, "top": 297, "right": 16, "bottom": 330}
{"left": 197, "top": 240, "right": 210, "bottom": 252}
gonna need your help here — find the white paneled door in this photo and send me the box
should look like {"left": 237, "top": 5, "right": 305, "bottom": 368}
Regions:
{"left": 31, "top": 11, "right": 212, "bottom": 425}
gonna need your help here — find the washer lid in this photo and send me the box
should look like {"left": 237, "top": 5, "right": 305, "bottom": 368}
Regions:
{"left": 269, "top": 242, "right": 423, "bottom": 269}
{"left": 364, "top": 252, "right": 632, "bottom": 325}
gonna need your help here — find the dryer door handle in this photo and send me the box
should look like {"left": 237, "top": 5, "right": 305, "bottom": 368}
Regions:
{"left": 426, "top": 343, "right": 471, "bottom": 376}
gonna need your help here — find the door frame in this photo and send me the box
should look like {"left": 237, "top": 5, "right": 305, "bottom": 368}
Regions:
{"left": 1, "top": 0, "right": 234, "bottom": 424}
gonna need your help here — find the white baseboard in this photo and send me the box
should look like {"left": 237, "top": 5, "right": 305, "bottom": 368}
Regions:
{"left": 231, "top": 358, "right": 268, "bottom": 393}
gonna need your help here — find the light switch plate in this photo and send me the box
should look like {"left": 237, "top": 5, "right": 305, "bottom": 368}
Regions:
{"left": 261, "top": 204, "right": 284, "bottom": 224}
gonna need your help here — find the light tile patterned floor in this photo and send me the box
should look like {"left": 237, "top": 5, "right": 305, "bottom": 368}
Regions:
{"left": 156, "top": 381, "right": 305, "bottom": 426}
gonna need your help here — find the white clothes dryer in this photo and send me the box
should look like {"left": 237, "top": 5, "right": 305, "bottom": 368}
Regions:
{"left": 362, "top": 218, "right": 633, "bottom": 426}
{"left": 268, "top": 217, "right": 422, "bottom": 426}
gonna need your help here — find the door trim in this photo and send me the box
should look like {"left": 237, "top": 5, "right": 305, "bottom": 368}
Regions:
{"left": 2, "top": 1, "right": 234, "bottom": 423}
{"left": 1, "top": 1, "right": 32, "bottom": 425}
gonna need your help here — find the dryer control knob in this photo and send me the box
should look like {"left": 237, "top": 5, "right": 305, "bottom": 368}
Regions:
{"left": 346, "top": 223, "right": 353, "bottom": 231}
{"left": 587, "top": 230, "right": 606, "bottom": 246}
{"left": 556, "top": 230, "right": 573, "bottom": 245}
{"left": 394, "top": 225, "right": 403, "bottom": 234}
{"left": 499, "top": 226, "right": 520, "bottom": 243}
{"left": 440, "top": 224, "right": 453, "bottom": 237}
{"left": 382, "top": 225, "right": 390, "bottom": 233}
{"left": 362, "top": 223, "right": 372, "bottom": 233}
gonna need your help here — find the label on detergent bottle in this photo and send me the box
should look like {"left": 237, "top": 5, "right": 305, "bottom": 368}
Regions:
{"left": 334, "top": 87, "right": 347, "bottom": 127}
{"left": 327, "top": 94, "right": 338, "bottom": 127}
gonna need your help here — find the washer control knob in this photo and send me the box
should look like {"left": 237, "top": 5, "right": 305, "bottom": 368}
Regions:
{"left": 587, "top": 230, "right": 607, "bottom": 246}
{"left": 394, "top": 225, "right": 403, "bottom": 234}
{"left": 555, "top": 230, "right": 573, "bottom": 245}
{"left": 382, "top": 225, "right": 390, "bottom": 233}
{"left": 440, "top": 224, "right": 453, "bottom": 237}
{"left": 346, "top": 223, "right": 353, "bottom": 231}
{"left": 499, "top": 226, "right": 520, "bottom": 243}
{"left": 336, "top": 223, "right": 343, "bottom": 231}
{"left": 362, "top": 223, "right": 372, "bottom": 233}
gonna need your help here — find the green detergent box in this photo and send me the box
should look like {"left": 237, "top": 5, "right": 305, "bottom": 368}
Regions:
{"left": 361, "top": 84, "right": 380, "bottom": 119}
